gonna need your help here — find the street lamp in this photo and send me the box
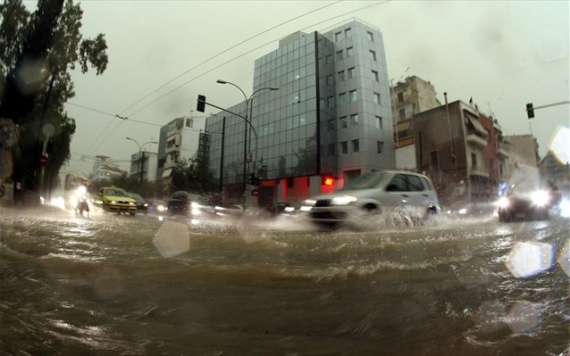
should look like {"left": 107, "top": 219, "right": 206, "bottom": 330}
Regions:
{"left": 125, "top": 137, "right": 158, "bottom": 183}
{"left": 216, "top": 80, "right": 278, "bottom": 209}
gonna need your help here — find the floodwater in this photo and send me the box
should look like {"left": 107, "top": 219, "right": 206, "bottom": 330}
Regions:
{"left": 0, "top": 205, "right": 568, "bottom": 355}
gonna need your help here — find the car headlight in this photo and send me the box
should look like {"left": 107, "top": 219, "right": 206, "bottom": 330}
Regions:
{"left": 304, "top": 199, "right": 316, "bottom": 207}
{"left": 497, "top": 197, "right": 510, "bottom": 208}
{"left": 531, "top": 190, "right": 549, "bottom": 207}
{"left": 129, "top": 202, "right": 136, "bottom": 206}
{"left": 332, "top": 195, "right": 358, "bottom": 205}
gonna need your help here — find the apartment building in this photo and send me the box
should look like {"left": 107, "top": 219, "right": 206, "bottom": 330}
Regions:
{"left": 394, "top": 99, "right": 511, "bottom": 206}
{"left": 157, "top": 116, "right": 206, "bottom": 180}
{"left": 205, "top": 19, "right": 394, "bottom": 206}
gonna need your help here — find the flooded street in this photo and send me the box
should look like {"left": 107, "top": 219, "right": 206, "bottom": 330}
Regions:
{"left": 1, "top": 205, "right": 568, "bottom": 355}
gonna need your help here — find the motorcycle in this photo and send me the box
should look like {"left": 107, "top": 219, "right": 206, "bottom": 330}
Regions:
{"left": 74, "top": 186, "right": 90, "bottom": 217}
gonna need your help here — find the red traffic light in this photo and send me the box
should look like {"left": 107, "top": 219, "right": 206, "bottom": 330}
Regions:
{"left": 323, "top": 176, "right": 335, "bottom": 186}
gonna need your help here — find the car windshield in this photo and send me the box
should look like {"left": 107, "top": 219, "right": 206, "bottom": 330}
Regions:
{"left": 129, "top": 193, "right": 143, "bottom": 201}
{"left": 340, "top": 172, "right": 391, "bottom": 190}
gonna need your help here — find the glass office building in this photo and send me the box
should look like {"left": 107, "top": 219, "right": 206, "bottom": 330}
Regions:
{"left": 205, "top": 19, "right": 394, "bottom": 204}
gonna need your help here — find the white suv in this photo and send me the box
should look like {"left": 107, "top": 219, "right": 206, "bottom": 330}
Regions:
{"left": 302, "top": 170, "right": 441, "bottom": 228}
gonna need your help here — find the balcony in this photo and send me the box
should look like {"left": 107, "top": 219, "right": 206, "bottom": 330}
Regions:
{"left": 466, "top": 134, "right": 487, "bottom": 148}
{"left": 469, "top": 165, "right": 490, "bottom": 178}
{"left": 498, "top": 147, "right": 510, "bottom": 158}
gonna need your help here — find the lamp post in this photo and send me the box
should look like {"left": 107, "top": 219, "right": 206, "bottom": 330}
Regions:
{"left": 125, "top": 137, "right": 157, "bottom": 183}
{"left": 216, "top": 80, "right": 278, "bottom": 209}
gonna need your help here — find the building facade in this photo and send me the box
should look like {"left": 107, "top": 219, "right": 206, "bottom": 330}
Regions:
{"left": 391, "top": 75, "right": 441, "bottom": 123}
{"left": 394, "top": 99, "right": 511, "bottom": 206}
{"left": 206, "top": 19, "right": 394, "bottom": 206}
{"left": 157, "top": 116, "right": 206, "bottom": 180}
{"left": 128, "top": 151, "right": 158, "bottom": 182}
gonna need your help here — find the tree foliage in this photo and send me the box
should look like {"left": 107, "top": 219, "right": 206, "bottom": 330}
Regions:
{"left": 0, "top": 0, "right": 109, "bottom": 197}
{"left": 171, "top": 155, "right": 219, "bottom": 195}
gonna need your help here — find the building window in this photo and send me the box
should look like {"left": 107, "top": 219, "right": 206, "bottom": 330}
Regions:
{"left": 350, "top": 113, "right": 359, "bottom": 126}
{"left": 327, "top": 119, "right": 336, "bottom": 131}
{"left": 328, "top": 143, "right": 336, "bottom": 156}
{"left": 348, "top": 67, "right": 355, "bottom": 79}
{"left": 367, "top": 31, "right": 374, "bottom": 42}
{"left": 335, "top": 31, "right": 342, "bottom": 42}
{"left": 340, "top": 116, "right": 348, "bottom": 128}
{"left": 186, "top": 118, "right": 193, "bottom": 128}
{"left": 337, "top": 70, "right": 345, "bottom": 82}
{"left": 398, "top": 92, "right": 404, "bottom": 103}
{"left": 339, "top": 92, "right": 346, "bottom": 104}
{"left": 373, "top": 92, "right": 380, "bottom": 104}
{"left": 341, "top": 141, "right": 348, "bottom": 154}
{"left": 376, "top": 116, "right": 383, "bottom": 129}
{"left": 372, "top": 70, "right": 379, "bottom": 82}
{"left": 471, "top": 152, "right": 477, "bottom": 168}
{"left": 370, "top": 49, "right": 377, "bottom": 61}
{"left": 336, "top": 50, "right": 343, "bottom": 60}
{"left": 326, "top": 74, "right": 333, "bottom": 86}
{"left": 327, "top": 96, "right": 335, "bottom": 108}
{"left": 350, "top": 90, "right": 357, "bottom": 102}
{"left": 399, "top": 109, "right": 405, "bottom": 121}
{"left": 352, "top": 139, "right": 360, "bottom": 152}
{"left": 431, "top": 151, "right": 439, "bottom": 171}
{"left": 345, "top": 27, "right": 351, "bottom": 38}
{"left": 347, "top": 46, "right": 354, "bottom": 57}
{"left": 377, "top": 141, "right": 384, "bottom": 153}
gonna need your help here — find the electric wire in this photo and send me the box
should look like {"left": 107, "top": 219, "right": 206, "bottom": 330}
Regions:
{"left": 124, "top": 0, "right": 389, "bottom": 117}
{"left": 118, "top": 0, "right": 344, "bottom": 117}
{"left": 70, "top": 0, "right": 391, "bottom": 161}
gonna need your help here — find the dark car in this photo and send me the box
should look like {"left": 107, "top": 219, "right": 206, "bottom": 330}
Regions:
{"left": 167, "top": 191, "right": 192, "bottom": 216}
{"left": 147, "top": 199, "right": 168, "bottom": 215}
{"left": 128, "top": 192, "right": 148, "bottom": 214}
{"left": 497, "top": 181, "right": 554, "bottom": 222}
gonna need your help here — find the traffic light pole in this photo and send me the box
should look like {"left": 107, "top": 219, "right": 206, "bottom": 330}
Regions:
{"left": 526, "top": 100, "right": 570, "bottom": 119}
{"left": 197, "top": 97, "right": 258, "bottom": 210}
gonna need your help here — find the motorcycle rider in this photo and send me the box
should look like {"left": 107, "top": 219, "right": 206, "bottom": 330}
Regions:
{"left": 75, "top": 185, "right": 90, "bottom": 217}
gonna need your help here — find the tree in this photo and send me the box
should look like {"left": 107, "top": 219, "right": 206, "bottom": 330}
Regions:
{"left": 170, "top": 155, "right": 218, "bottom": 195}
{"left": 0, "top": 0, "right": 108, "bottom": 199}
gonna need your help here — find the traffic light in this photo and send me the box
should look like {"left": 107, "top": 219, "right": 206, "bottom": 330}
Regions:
{"left": 248, "top": 173, "right": 262, "bottom": 186}
{"left": 322, "top": 175, "right": 335, "bottom": 186}
{"left": 526, "top": 103, "right": 534, "bottom": 119}
{"left": 197, "top": 95, "right": 206, "bottom": 112}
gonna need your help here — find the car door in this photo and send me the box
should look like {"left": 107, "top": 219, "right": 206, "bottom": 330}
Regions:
{"left": 382, "top": 173, "right": 411, "bottom": 214}
{"left": 404, "top": 174, "right": 430, "bottom": 217}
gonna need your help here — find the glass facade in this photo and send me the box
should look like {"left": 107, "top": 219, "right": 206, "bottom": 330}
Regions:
{"left": 206, "top": 19, "right": 394, "bottom": 196}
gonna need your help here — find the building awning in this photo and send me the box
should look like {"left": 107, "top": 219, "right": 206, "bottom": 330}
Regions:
{"left": 162, "top": 168, "right": 173, "bottom": 178}
{"left": 466, "top": 116, "right": 488, "bottom": 137}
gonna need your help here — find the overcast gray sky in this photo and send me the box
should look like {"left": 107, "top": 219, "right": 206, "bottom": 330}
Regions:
{"left": 55, "top": 0, "right": 569, "bottom": 175}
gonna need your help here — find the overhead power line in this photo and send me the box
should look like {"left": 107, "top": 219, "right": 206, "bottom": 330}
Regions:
{"left": 124, "top": 0, "right": 389, "bottom": 118}
{"left": 119, "top": 0, "right": 344, "bottom": 118}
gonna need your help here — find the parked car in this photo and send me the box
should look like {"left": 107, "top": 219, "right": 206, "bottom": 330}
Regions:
{"left": 497, "top": 180, "right": 554, "bottom": 222}
{"left": 128, "top": 192, "right": 148, "bottom": 214}
{"left": 92, "top": 187, "right": 137, "bottom": 215}
{"left": 147, "top": 199, "right": 168, "bottom": 215}
{"left": 301, "top": 170, "right": 441, "bottom": 228}
{"left": 167, "top": 191, "right": 192, "bottom": 216}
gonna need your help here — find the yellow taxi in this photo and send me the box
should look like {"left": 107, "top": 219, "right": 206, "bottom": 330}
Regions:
{"left": 93, "top": 187, "right": 137, "bottom": 215}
